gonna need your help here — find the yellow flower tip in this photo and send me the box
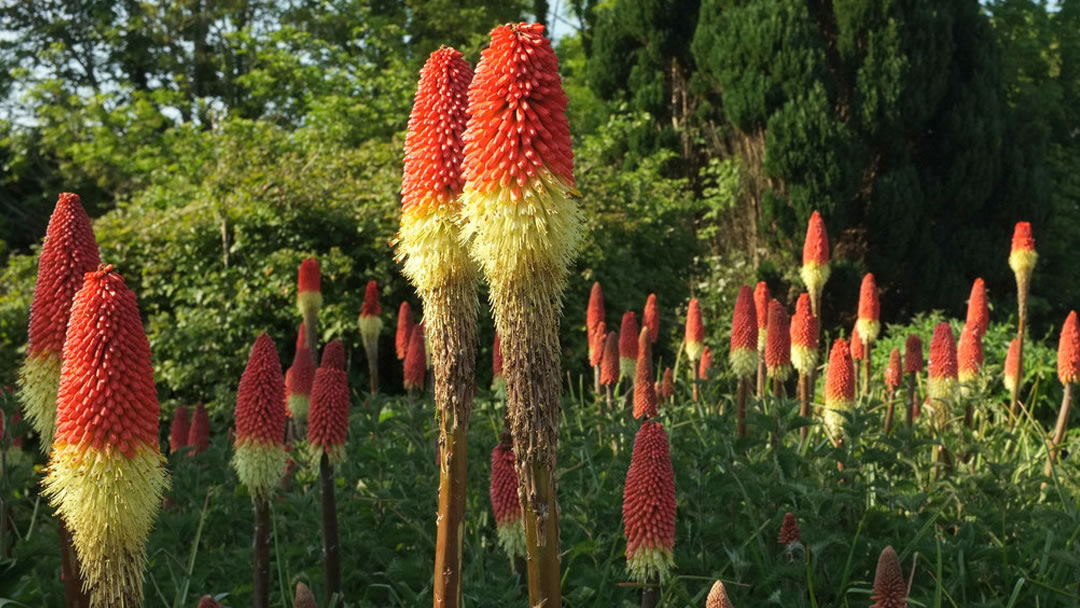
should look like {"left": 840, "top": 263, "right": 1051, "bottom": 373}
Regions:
{"left": 232, "top": 438, "right": 288, "bottom": 501}
{"left": 42, "top": 441, "right": 168, "bottom": 607}
{"left": 729, "top": 347, "right": 758, "bottom": 379}
{"left": 496, "top": 517, "right": 527, "bottom": 559}
{"left": 287, "top": 394, "right": 310, "bottom": 421}
{"left": 767, "top": 363, "right": 793, "bottom": 381}
{"left": 926, "top": 377, "right": 955, "bottom": 401}
{"left": 1004, "top": 373, "right": 1016, "bottom": 394}
{"left": 459, "top": 177, "right": 583, "bottom": 289}
{"left": 685, "top": 340, "right": 704, "bottom": 363}
{"left": 791, "top": 346, "right": 818, "bottom": 376}
{"left": 958, "top": 370, "right": 977, "bottom": 384}
{"left": 855, "top": 318, "right": 881, "bottom": 344}
{"left": 17, "top": 350, "right": 62, "bottom": 451}
{"left": 397, "top": 204, "right": 477, "bottom": 292}
{"left": 308, "top": 442, "right": 346, "bottom": 467}
{"left": 357, "top": 315, "right": 384, "bottom": 350}
{"left": 822, "top": 399, "right": 854, "bottom": 443}
{"left": 757, "top": 328, "right": 767, "bottom": 353}
{"left": 297, "top": 291, "right": 323, "bottom": 319}
{"left": 626, "top": 545, "right": 676, "bottom": 583}
{"left": 925, "top": 378, "right": 956, "bottom": 429}
{"left": 800, "top": 262, "right": 830, "bottom": 297}
{"left": 1009, "top": 249, "right": 1038, "bottom": 282}
{"left": 620, "top": 357, "right": 637, "bottom": 380}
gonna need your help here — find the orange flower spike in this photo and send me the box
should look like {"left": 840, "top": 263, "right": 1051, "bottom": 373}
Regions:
{"left": 297, "top": 257, "right": 322, "bottom": 318}
{"left": 661, "top": 367, "right": 675, "bottom": 399}
{"left": 187, "top": 403, "right": 210, "bottom": 456}
{"left": 904, "top": 334, "right": 924, "bottom": 374}
{"left": 1004, "top": 338, "right": 1020, "bottom": 393}
{"left": 790, "top": 293, "right": 818, "bottom": 376}
{"left": 620, "top": 311, "right": 640, "bottom": 379}
{"left": 232, "top": 333, "right": 288, "bottom": 501}
{"left": 685, "top": 298, "right": 705, "bottom": 363}
{"left": 754, "top": 282, "right": 770, "bottom": 352}
{"left": 600, "top": 332, "right": 620, "bottom": 387}
{"left": 404, "top": 323, "right": 427, "bottom": 391}
{"left": 42, "top": 266, "right": 167, "bottom": 607}
{"left": 823, "top": 338, "right": 855, "bottom": 443}
{"left": 851, "top": 325, "right": 865, "bottom": 361}
{"left": 957, "top": 324, "right": 983, "bottom": 383}
{"left": 856, "top": 273, "right": 880, "bottom": 345}
{"left": 634, "top": 328, "right": 658, "bottom": 419}
{"left": 777, "top": 512, "right": 801, "bottom": 545}
{"left": 1008, "top": 221, "right": 1037, "bottom": 288}
{"left": 587, "top": 282, "right": 605, "bottom": 362}
{"left": 729, "top": 285, "right": 758, "bottom": 378}
{"left": 169, "top": 406, "right": 190, "bottom": 454}
{"left": 644, "top": 293, "right": 660, "bottom": 344}
{"left": 800, "top": 210, "right": 830, "bottom": 313}
{"left": 623, "top": 420, "right": 676, "bottom": 582}
{"left": 19, "top": 192, "right": 101, "bottom": 451}
{"left": 885, "top": 348, "right": 902, "bottom": 394}
{"left": 358, "top": 280, "right": 383, "bottom": 350}
{"left": 926, "top": 322, "right": 958, "bottom": 428}
{"left": 395, "top": 302, "right": 414, "bottom": 361}
{"left": 490, "top": 439, "right": 526, "bottom": 558}
{"left": 870, "top": 546, "right": 908, "bottom": 608}
{"left": 307, "top": 341, "right": 350, "bottom": 465}
{"left": 966, "top": 279, "right": 990, "bottom": 338}
{"left": 698, "top": 346, "right": 713, "bottom": 381}
{"left": 1059, "top": 311, "right": 1080, "bottom": 385}
{"left": 765, "top": 300, "right": 792, "bottom": 380}
{"left": 589, "top": 321, "right": 606, "bottom": 368}
{"left": 285, "top": 323, "right": 316, "bottom": 421}
{"left": 706, "top": 580, "right": 734, "bottom": 608}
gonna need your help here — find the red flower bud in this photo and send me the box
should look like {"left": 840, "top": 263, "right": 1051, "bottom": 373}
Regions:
{"left": 777, "top": 512, "right": 801, "bottom": 545}
{"left": 869, "top": 546, "right": 907, "bottom": 608}
{"left": 169, "top": 406, "right": 190, "bottom": 454}
{"left": 904, "top": 334, "right": 923, "bottom": 374}
{"left": 885, "top": 348, "right": 902, "bottom": 393}
{"left": 600, "top": 332, "right": 620, "bottom": 387}
{"left": 765, "top": 300, "right": 792, "bottom": 380}
{"left": 307, "top": 340, "right": 349, "bottom": 464}
{"left": 1059, "top": 311, "right": 1080, "bottom": 385}
{"left": 404, "top": 323, "right": 427, "bottom": 390}
{"left": 685, "top": 298, "right": 705, "bottom": 361}
{"left": 361, "top": 279, "right": 381, "bottom": 316}
{"left": 754, "top": 282, "right": 770, "bottom": 351}
{"left": 790, "top": 293, "right": 818, "bottom": 376}
{"left": 661, "top": 367, "right": 674, "bottom": 399}
{"left": 729, "top": 285, "right": 758, "bottom": 378}
{"left": 856, "top": 273, "right": 880, "bottom": 343}
{"left": 957, "top": 324, "right": 983, "bottom": 382}
{"left": 643, "top": 293, "right": 659, "bottom": 344}
{"left": 965, "top": 278, "right": 989, "bottom": 338}
{"left": 187, "top": 403, "right": 210, "bottom": 456}
{"left": 623, "top": 420, "right": 676, "bottom": 582}
{"left": 634, "top": 328, "right": 658, "bottom": 419}
{"left": 698, "top": 346, "right": 713, "bottom": 381}
{"left": 396, "top": 302, "right": 414, "bottom": 361}
{"left": 587, "top": 282, "right": 605, "bottom": 335}
{"left": 620, "top": 311, "right": 640, "bottom": 378}
{"left": 706, "top": 580, "right": 734, "bottom": 608}
{"left": 1004, "top": 338, "right": 1020, "bottom": 393}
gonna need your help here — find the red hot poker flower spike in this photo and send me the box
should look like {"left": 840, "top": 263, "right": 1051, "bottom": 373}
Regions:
{"left": 698, "top": 346, "right": 713, "bottom": 381}
{"left": 790, "top": 293, "right": 818, "bottom": 376}
{"left": 297, "top": 257, "right": 322, "bottom": 318}
{"left": 187, "top": 403, "right": 210, "bottom": 456}
{"left": 966, "top": 278, "right": 989, "bottom": 339}
{"left": 706, "top": 580, "right": 734, "bottom": 608}
{"left": 307, "top": 340, "right": 350, "bottom": 465}
{"left": 801, "top": 210, "right": 830, "bottom": 301}
{"left": 729, "top": 285, "right": 758, "bottom": 378}
{"left": 634, "top": 328, "right": 658, "bottom": 419}
{"left": 232, "top": 333, "right": 288, "bottom": 500}
{"left": 589, "top": 321, "right": 607, "bottom": 368}
{"left": 600, "top": 332, "right": 620, "bottom": 387}
{"left": 1058, "top": 311, "right": 1080, "bottom": 385}
{"left": 285, "top": 323, "right": 316, "bottom": 421}
{"left": 620, "top": 311, "right": 640, "bottom": 379}
{"left": 587, "top": 282, "right": 605, "bottom": 336}
{"left": 777, "top": 512, "right": 801, "bottom": 545}
{"left": 1004, "top": 338, "right": 1020, "bottom": 393}
{"left": 396, "top": 302, "right": 414, "bottom": 361}
{"left": 643, "top": 293, "right": 659, "bottom": 344}
{"left": 623, "top": 420, "right": 676, "bottom": 582}
{"left": 361, "top": 280, "right": 382, "bottom": 316}
{"left": 1009, "top": 221, "right": 1037, "bottom": 286}
{"left": 856, "top": 273, "right": 881, "bottom": 343}
{"left": 870, "top": 546, "right": 908, "bottom": 608}
{"left": 926, "top": 323, "right": 958, "bottom": 428}
{"left": 754, "top": 282, "right": 770, "bottom": 351}
{"left": 851, "top": 325, "right": 865, "bottom": 361}
{"left": 885, "top": 348, "right": 902, "bottom": 393}
{"left": 823, "top": 338, "right": 855, "bottom": 442}
{"left": 685, "top": 298, "right": 705, "bottom": 362}
{"left": 957, "top": 324, "right": 983, "bottom": 383}
{"left": 765, "top": 300, "right": 792, "bottom": 380}
{"left": 404, "top": 323, "right": 427, "bottom": 391}
{"left": 169, "top": 406, "right": 190, "bottom": 454}
{"left": 490, "top": 438, "right": 526, "bottom": 558}
{"left": 661, "top": 367, "right": 674, "bottom": 399}
{"left": 904, "top": 334, "right": 924, "bottom": 374}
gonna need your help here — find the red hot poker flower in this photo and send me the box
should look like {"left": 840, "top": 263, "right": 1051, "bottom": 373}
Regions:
{"left": 870, "top": 546, "right": 908, "bottom": 608}
{"left": 169, "top": 406, "right": 190, "bottom": 454}
{"left": 801, "top": 210, "right": 830, "bottom": 307}
{"left": 187, "top": 403, "right": 210, "bottom": 456}
{"left": 361, "top": 280, "right": 382, "bottom": 316}
{"left": 661, "top": 367, "right": 674, "bottom": 399}
{"left": 856, "top": 273, "right": 880, "bottom": 343}
{"left": 777, "top": 512, "right": 801, "bottom": 545}
{"left": 285, "top": 323, "right": 316, "bottom": 420}
{"left": 490, "top": 439, "right": 526, "bottom": 558}
{"left": 623, "top": 420, "right": 676, "bottom": 582}
{"left": 765, "top": 300, "right": 792, "bottom": 380}
{"left": 589, "top": 321, "right": 606, "bottom": 368}
{"left": 790, "top": 292, "right": 818, "bottom": 376}
{"left": 307, "top": 341, "right": 350, "bottom": 465}
{"left": 685, "top": 298, "right": 705, "bottom": 362}
{"left": 1009, "top": 221, "right": 1037, "bottom": 283}
{"left": 823, "top": 338, "right": 855, "bottom": 442}
{"left": 634, "top": 328, "right": 658, "bottom": 420}
{"left": 926, "top": 323, "right": 958, "bottom": 428}
{"left": 1004, "top": 338, "right": 1020, "bottom": 393}
{"left": 957, "top": 324, "right": 983, "bottom": 383}
{"left": 1058, "top": 311, "right": 1080, "bottom": 385}
{"left": 729, "top": 285, "right": 758, "bottom": 379}
{"left": 706, "top": 580, "right": 734, "bottom": 608}
{"left": 233, "top": 333, "right": 288, "bottom": 500}
{"left": 966, "top": 278, "right": 989, "bottom": 338}
{"left": 395, "top": 302, "right": 414, "bottom": 361}
{"left": 885, "top": 348, "right": 902, "bottom": 393}
{"left": 851, "top": 325, "right": 865, "bottom": 361}
{"left": 904, "top": 334, "right": 924, "bottom": 374}
{"left": 297, "top": 257, "right": 322, "bottom": 319}
{"left": 620, "top": 311, "right": 640, "bottom": 379}
{"left": 643, "top": 293, "right": 659, "bottom": 344}
{"left": 587, "top": 282, "right": 605, "bottom": 336}
{"left": 754, "top": 282, "right": 770, "bottom": 351}
{"left": 404, "top": 323, "right": 427, "bottom": 391}
{"left": 698, "top": 346, "right": 713, "bottom": 381}
{"left": 600, "top": 332, "right": 620, "bottom": 387}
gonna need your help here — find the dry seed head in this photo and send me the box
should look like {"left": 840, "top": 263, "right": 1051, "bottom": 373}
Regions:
{"left": 294, "top": 582, "right": 318, "bottom": 608}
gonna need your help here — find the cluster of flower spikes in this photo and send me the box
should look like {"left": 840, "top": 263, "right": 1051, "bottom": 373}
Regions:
{"left": 307, "top": 340, "right": 350, "bottom": 465}
{"left": 404, "top": 322, "right": 427, "bottom": 391}
{"left": 856, "top": 273, "right": 881, "bottom": 346}
{"left": 619, "top": 311, "right": 639, "bottom": 379}
{"left": 358, "top": 280, "right": 383, "bottom": 351}
{"left": 232, "top": 332, "right": 288, "bottom": 502}
{"left": 19, "top": 192, "right": 101, "bottom": 451}
{"left": 623, "top": 418, "right": 676, "bottom": 583}
{"left": 634, "top": 328, "right": 658, "bottom": 419}
{"left": 1004, "top": 338, "right": 1021, "bottom": 393}
{"left": 777, "top": 512, "right": 801, "bottom": 546}
{"left": 458, "top": 23, "right": 582, "bottom": 292}
{"left": 870, "top": 546, "right": 908, "bottom": 608}
{"left": 396, "top": 302, "right": 414, "bottom": 361}
{"left": 926, "top": 323, "right": 958, "bottom": 430}
{"left": 885, "top": 348, "right": 903, "bottom": 394}
{"left": 728, "top": 285, "right": 758, "bottom": 379}
{"left": 1060, "top": 311, "right": 1080, "bottom": 385}
{"left": 706, "top": 580, "right": 734, "bottom": 608}
{"left": 790, "top": 293, "right": 818, "bottom": 377}
{"left": 800, "top": 210, "right": 830, "bottom": 309}
{"left": 754, "top": 282, "right": 769, "bottom": 352}
{"left": 187, "top": 403, "right": 210, "bottom": 456}
{"left": 286, "top": 323, "right": 316, "bottom": 421}
{"left": 489, "top": 436, "right": 525, "bottom": 559}
{"left": 587, "top": 282, "right": 605, "bottom": 362}
{"left": 398, "top": 46, "right": 476, "bottom": 293}
{"left": 600, "top": 331, "right": 620, "bottom": 388}
{"left": 765, "top": 300, "right": 792, "bottom": 381}
{"left": 296, "top": 257, "right": 322, "bottom": 318}
{"left": 698, "top": 346, "right": 713, "bottom": 381}
{"left": 823, "top": 338, "right": 855, "bottom": 444}
{"left": 685, "top": 298, "right": 705, "bottom": 362}
{"left": 169, "top": 406, "right": 190, "bottom": 454}
{"left": 42, "top": 266, "right": 167, "bottom": 608}
{"left": 643, "top": 293, "right": 659, "bottom": 344}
